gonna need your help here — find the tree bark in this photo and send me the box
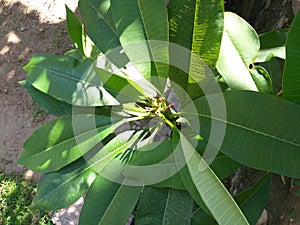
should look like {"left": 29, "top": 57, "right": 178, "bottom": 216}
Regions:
{"left": 226, "top": 0, "right": 294, "bottom": 33}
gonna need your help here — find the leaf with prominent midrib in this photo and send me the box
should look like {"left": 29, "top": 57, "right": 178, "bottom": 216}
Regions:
{"left": 23, "top": 54, "right": 119, "bottom": 106}
{"left": 236, "top": 173, "right": 271, "bottom": 225}
{"left": 168, "top": 0, "right": 223, "bottom": 96}
{"left": 66, "top": 5, "right": 100, "bottom": 59}
{"left": 31, "top": 158, "right": 97, "bottom": 210}
{"left": 78, "top": 0, "right": 129, "bottom": 67}
{"left": 79, "top": 175, "right": 141, "bottom": 225}
{"left": 172, "top": 129, "right": 249, "bottom": 225}
{"left": 17, "top": 115, "right": 123, "bottom": 173}
{"left": 66, "top": 5, "right": 84, "bottom": 54}
{"left": 31, "top": 130, "right": 145, "bottom": 212}
{"left": 189, "top": 90, "right": 300, "bottom": 177}
{"left": 216, "top": 12, "right": 260, "bottom": 91}
{"left": 283, "top": 11, "right": 300, "bottom": 105}
{"left": 135, "top": 187, "right": 193, "bottom": 225}
{"left": 110, "top": 0, "right": 169, "bottom": 79}
{"left": 127, "top": 140, "right": 185, "bottom": 189}
{"left": 191, "top": 173, "right": 271, "bottom": 225}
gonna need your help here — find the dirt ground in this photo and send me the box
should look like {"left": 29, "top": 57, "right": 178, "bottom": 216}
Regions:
{"left": 0, "top": 0, "right": 77, "bottom": 174}
{"left": 0, "top": 0, "right": 300, "bottom": 225}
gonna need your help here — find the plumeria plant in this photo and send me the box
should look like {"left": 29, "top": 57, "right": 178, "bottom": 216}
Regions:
{"left": 17, "top": 0, "right": 300, "bottom": 224}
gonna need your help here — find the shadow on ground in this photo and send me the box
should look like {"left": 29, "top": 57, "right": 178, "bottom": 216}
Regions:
{"left": 0, "top": 1, "right": 72, "bottom": 175}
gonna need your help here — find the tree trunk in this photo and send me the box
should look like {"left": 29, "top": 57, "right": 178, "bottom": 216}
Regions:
{"left": 226, "top": 0, "right": 294, "bottom": 33}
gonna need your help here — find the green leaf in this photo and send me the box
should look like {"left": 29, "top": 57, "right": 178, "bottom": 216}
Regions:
{"left": 95, "top": 67, "right": 141, "bottom": 102}
{"left": 151, "top": 172, "right": 186, "bottom": 190}
{"left": 135, "top": 187, "right": 193, "bottom": 225}
{"left": 31, "top": 129, "right": 147, "bottom": 211}
{"left": 79, "top": 175, "right": 141, "bottom": 225}
{"left": 256, "top": 29, "right": 288, "bottom": 62}
{"left": 87, "top": 129, "right": 148, "bottom": 180}
{"left": 23, "top": 54, "right": 119, "bottom": 106}
{"left": 249, "top": 65, "right": 272, "bottom": 93}
{"left": 64, "top": 48, "right": 87, "bottom": 61}
{"left": 283, "top": 11, "right": 300, "bottom": 105}
{"left": 191, "top": 209, "right": 217, "bottom": 225}
{"left": 78, "top": 0, "right": 128, "bottom": 67}
{"left": 216, "top": 12, "right": 260, "bottom": 91}
{"left": 31, "top": 158, "right": 97, "bottom": 210}
{"left": 66, "top": 5, "right": 84, "bottom": 54}
{"left": 209, "top": 154, "right": 240, "bottom": 179}
{"left": 127, "top": 140, "right": 185, "bottom": 189}
{"left": 177, "top": 163, "right": 211, "bottom": 216}
{"left": 192, "top": 173, "right": 271, "bottom": 225}
{"left": 193, "top": 140, "right": 240, "bottom": 179}
{"left": 259, "top": 58, "right": 282, "bottom": 94}
{"left": 235, "top": 173, "right": 271, "bottom": 225}
{"left": 17, "top": 115, "right": 122, "bottom": 173}
{"left": 66, "top": 5, "right": 100, "bottom": 59}
{"left": 190, "top": 90, "right": 300, "bottom": 177}
{"left": 96, "top": 129, "right": 180, "bottom": 187}
{"left": 172, "top": 129, "right": 249, "bottom": 225}
{"left": 192, "top": 173, "right": 272, "bottom": 225}
{"left": 110, "top": 0, "right": 169, "bottom": 79}
{"left": 128, "top": 140, "right": 173, "bottom": 165}
{"left": 20, "top": 80, "right": 73, "bottom": 116}
{"left": 168, "top": 0, "right": 223, "bottom": 94}
{"left": 194, "top": 140, "right": 240, "bottom": 179}
{"left": 94, "top": 64, "right": 158, "bottom": 102}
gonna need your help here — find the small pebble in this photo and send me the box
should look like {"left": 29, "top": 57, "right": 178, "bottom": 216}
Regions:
{"left": 20, "top": 26, "right": 27, "bottom": 32}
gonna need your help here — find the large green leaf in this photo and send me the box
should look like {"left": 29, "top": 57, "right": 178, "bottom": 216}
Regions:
{"left": 31, "top": 130, "right": 146, "bottom": 212}
{"left": 17, "top": 115, "right": 123, "bottom": 173}
{"left": 23, "top": 54, "right": 119, "bottom": 106}
{"left": 31, "top": 158, "right": 97, "bottom": 210}
{"left": 94, "top": 62, "right": 159, "bottom": 102}
{"left": 78, "top": 0, "right": 128, "bottom": 67}
{"left": 235, "top": 173, "right": 271, "bottom": 225}
{"left": 177, "top": 163, "right": 211, "bottom": 216}
{"left": 191, "top": 209, "right": 217, "bottom": 225}
{"left": 20, "top": 80, "right": 113, "bottom": 117}
{"left": 283, "top": 11, "right": 300, "bottom": 105}
{"left": 151, "top": 172, "right": 186, "bottom": 190}
{"left": 127, "top": 140, "right": 185, "bottom": 189}
{"left": 110, "top": 0, "right": 169, "bottom": 79}
{"left": 20, "top": 80, "right": 73, "bottom": 116}
{"left": 192, "top": 173, "right": 271, "bottom": 225}
{"left": 86, "top": 129, "right": 149, "bottom": 182}
{"left": 66, "top": 5, "right": 100, "bottom": 59}
{"left": 168, "top": 0, "right": 223, "bottom": 94}
{"left": 194, "top": 140, "right": 240, "bottom": 179}
{"left": 209, "top": 153, "right": 240, "bottom": 179}
{"left": 173, "top": 129, "right": 249, "bottom": 225}
{"left": 79, "top": 175, "right": 141, "bottom": 225}
{"left": 216, "top": 12, "right": 260, "bottom": 91}
{"left": 256, "top": 29, "right": 288, "bottom": 62}
{"left": 189, "top": 90, "right": 300, "bottom": 177}
{"left": 95, "top": 67, "right": 143, "bottom": 102}
{"left": 135, "top": 187, "right": 193, "bottom": 225}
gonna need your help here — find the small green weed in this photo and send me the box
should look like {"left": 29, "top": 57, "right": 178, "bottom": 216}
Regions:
{"left": 0, "top": 171, "right": 53, "bottom": 225}
{"left": 32, "top": 106, "right": 47, "bottom": 123}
